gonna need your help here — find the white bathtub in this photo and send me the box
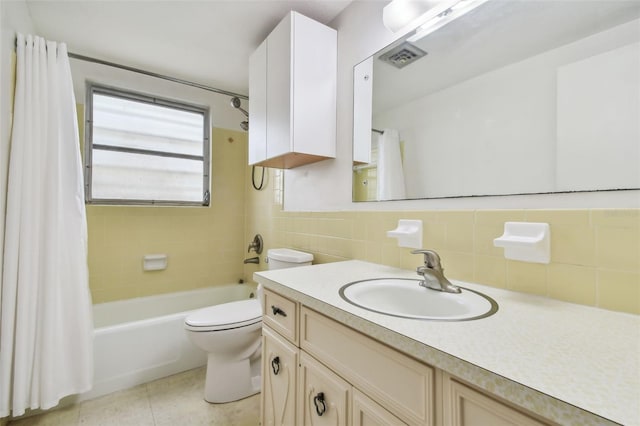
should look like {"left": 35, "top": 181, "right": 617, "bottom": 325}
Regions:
{"left": 82, "top": 284, "right": 255, "bottom": 401}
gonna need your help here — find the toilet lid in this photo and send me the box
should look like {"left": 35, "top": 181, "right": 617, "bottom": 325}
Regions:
{"left": 185, "top": 299, "right": 262, "bottom": 331}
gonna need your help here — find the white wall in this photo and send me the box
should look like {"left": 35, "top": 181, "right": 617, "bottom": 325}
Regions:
{"left": 282, "top": 1, "right": 640, "bottom": 211}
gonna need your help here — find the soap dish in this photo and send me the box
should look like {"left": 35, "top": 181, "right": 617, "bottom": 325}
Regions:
{"left": 494, "top": 222, "right": 550, "bottom": 264}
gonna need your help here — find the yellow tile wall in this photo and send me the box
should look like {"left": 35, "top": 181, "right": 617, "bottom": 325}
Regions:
{"left": 244, "top": 171, "right": 640, "bottom": 315}
{"left": 85, "top": 125, "right": 248, "bottom": 303}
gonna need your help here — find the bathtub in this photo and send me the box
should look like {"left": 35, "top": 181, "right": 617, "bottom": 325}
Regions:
{"left": 82, "top": 284, "right": 255, "bottom": 401}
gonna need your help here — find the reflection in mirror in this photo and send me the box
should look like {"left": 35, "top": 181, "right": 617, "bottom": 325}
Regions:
{"left": 353, "top": 0, "right": 640, "bottom": 202}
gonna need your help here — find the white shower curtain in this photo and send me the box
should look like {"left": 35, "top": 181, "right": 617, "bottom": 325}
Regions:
{"left": 0, "top": 34, "right": 93, "bottom": 417}
{"left": 376, "top": 129, "right": 406, "bottom": 200}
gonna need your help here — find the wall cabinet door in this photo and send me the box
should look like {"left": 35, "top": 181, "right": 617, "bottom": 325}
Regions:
{"left": 261, "top": 326, "right": 298, "bottom": 426}
{"left": 298, "top": 352, "right": 351, "bottom": 426}
{"left": 264, "top": 11, "right": 291, "bottom": 161}
{"left": 248, "top": 39, "right": 267, "bottom": 165}
{"left": 443, "top": 374, "right": 549, "bottom": 426}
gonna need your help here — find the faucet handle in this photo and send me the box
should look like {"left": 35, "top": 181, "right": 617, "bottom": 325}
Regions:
{"left": 411, "top": 249, "right": 443, "bottom": 270}
{"left": 247, "top": 234, "right": 264, "bottom": 254}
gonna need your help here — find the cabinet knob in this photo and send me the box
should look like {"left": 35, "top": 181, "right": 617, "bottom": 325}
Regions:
{"left": 271, "top": 356, "right": 280, "bottom": 375}
{"left": 313, "top": 392, "right": 326, "bottom": 416}
{"left": 271, "top": 305, "right": 287, "bottom": 317}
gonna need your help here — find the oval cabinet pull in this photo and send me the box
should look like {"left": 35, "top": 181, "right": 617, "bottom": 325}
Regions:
{"left": 271, "top": 356, "right": 280, "bottom": 375}
{"left": 313, "top": 392, "right": 326, "bottom": 416}
{"left": 271, "top": 305, "right": 287, "bottom": 317}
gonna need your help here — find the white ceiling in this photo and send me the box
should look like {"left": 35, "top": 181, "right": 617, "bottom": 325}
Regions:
{"left": 24, "top": 0, "right": 353, "bottom": 96}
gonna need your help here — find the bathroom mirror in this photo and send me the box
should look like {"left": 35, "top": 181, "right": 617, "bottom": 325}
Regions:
{"left": 353, "top": 0, "right": 640, "bottom": 202}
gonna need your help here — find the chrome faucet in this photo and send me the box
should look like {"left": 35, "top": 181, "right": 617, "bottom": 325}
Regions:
{"left": 411, "top": 249, "right": 461, "bottom": 293}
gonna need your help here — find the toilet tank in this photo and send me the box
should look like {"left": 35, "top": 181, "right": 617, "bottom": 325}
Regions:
{"left": 267, "top": 248, "right": 313, "bottom": 270}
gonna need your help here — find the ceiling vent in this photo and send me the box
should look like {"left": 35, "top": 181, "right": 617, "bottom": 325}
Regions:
{"left": 378, "top": 42, "right": 428, "bottom": 69}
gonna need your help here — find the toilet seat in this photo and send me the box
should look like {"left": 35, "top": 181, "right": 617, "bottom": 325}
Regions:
{"left": 185, "top": 299, "right": 262, "bottom": 332}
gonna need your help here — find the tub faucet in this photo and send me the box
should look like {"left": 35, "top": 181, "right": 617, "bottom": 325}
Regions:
{"left": 243, "top": 256, "right": 259, "bottom": 265}
{"left": 411, "top": 249, "right": 461, "bottom": 293}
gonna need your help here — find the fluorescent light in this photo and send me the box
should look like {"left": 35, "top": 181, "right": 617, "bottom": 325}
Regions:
{"left": 383, "top": 0, "right": 456, "bottom": 33}
{"left": 406, "top": 0, "right": 488, "bottom": 42}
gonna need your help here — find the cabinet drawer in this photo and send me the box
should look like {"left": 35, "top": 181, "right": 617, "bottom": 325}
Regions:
{"left": 301, "top": 307, "right": 435, "bottom": 425}
{"left": 443, "top": 374, "right": 550, "bottom": 426}
{"left": 263, "top": 288, "right": 298, "bottom": 344}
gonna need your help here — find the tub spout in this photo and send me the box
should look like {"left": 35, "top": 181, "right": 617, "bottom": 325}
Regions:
{"left": 243, "top": 257, "right": 259, "bottom": 265}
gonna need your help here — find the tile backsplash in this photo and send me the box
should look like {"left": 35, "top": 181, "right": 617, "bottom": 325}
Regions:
{"left": 245, "top": 175, "right": 639, "bottom": 315}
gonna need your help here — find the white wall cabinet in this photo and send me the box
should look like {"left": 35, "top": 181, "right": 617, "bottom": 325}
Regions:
{"left": 248, "top": 11, "right": 337, "bottom": 169}
{"left": 260, "top": 288, "right": 551, "bottom": 426}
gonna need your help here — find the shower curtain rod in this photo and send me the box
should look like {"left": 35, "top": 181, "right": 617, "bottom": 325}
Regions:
{"left": 68, "top": 52, "right": 249, "bottom": 100}
{"left": 13, "top": 36, "right": 248, "bottom": 99}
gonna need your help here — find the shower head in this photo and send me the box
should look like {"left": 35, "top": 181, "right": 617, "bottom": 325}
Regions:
{"left": 230, "top": 96, "right": 248, "bottom": 118}
{"left": 230, "top": 96, "right": 242, "bottom": 108}
{"left": 230, "top": 96, "right": 249, "bottom": 131}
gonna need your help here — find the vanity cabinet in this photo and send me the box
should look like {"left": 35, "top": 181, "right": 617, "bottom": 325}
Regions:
{"left": 260, "top": 288, "right": 551, "bottom": 426}
{"left": 248, "top": 11, "right": 337, "bottom": 169}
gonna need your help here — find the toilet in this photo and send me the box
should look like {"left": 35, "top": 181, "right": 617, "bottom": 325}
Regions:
{"left": 184, "top": 248, "right": 313, "bottom": 403}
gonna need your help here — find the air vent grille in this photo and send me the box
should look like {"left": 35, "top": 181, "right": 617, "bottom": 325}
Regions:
{"left": 378, "top": 42, "right": 428, "bottom": 69}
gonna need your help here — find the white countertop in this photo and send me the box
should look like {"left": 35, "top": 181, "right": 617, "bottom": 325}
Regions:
{"left": 255, "top": 260, "right": 640, "bottom": 426}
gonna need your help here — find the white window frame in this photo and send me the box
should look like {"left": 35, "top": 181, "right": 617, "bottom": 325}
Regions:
{"left": 84, "top": 82, "right": 211, "bottom": 206}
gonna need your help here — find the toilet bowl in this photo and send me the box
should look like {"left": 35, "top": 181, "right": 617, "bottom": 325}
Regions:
{"left": 184, "top": 248, "right": 313, "bottom": 403}
{"left": 185, "top": 299, "right": 262, "bottom": 403}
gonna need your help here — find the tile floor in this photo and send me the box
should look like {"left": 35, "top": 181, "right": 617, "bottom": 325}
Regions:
{"left": 7, "top": 367, "right": 260, "bottom": 426}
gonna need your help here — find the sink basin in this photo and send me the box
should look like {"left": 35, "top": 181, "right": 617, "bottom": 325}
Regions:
{"left": 339, "top": 278, "right": 498, "bottom": 321}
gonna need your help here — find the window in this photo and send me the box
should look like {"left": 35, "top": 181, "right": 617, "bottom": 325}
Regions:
{"left": 85, "top": 83, "right": 210, "bottom": 206}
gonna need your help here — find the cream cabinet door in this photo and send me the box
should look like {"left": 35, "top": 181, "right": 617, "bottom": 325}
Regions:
{"left": 261, "top": 326, "right": 298, "bottom": 426}
{"left": 352, "top": 389, "right": 408, "bottom": 426}
{"left": 443, "top": 374, "right": 549, "bottom": 426}
{"left": 298, "top": 352, "right": 351, "bottom": 426}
